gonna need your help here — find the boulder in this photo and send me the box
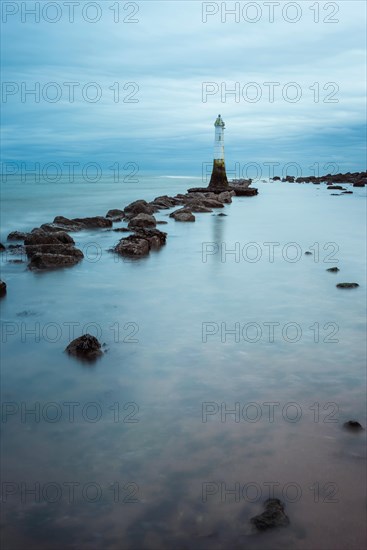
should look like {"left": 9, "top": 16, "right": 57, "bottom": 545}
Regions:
{"left": 169, "top": 208, "right": 195, "bottom": 222}
{"left": 0, "top": 280, "right": 6, "bottom": 297}
{"left": 134, "top": 227, "right": 167, "bottom": 248}
{"left": 327, "top": 185, "right": 345, "bottom": 190}
{"left": 326, "top": 267, "right": 340, "bottom": 272}
{"left": 343, "top": 420, "right": 364, "bottom": 432}
{"left": 250, "top": 499, "right": 290, "bottom": 531}
{"left": 65, "top": 334, "right": 103, "bottom": 361}
{"left": 114, "top": 236, "right": 150, "bottom": 257}
{"left": 336, "top": 283, "right": 359, "bottom": 289}
{"left": 28, "top": 252, "right": 83, "bottom": 270}
{"left": 218, "top": 191, "right": 233, "bottom": 203}
{"left": 184, "top": 201, "right": 212, "bottom": 213}
{"left": 123, "top": 200, "right": 155, "bottom": 219}
{"left": 127, "top": 213, "right": 156, "bottom": 229}
{"left": 106, "top": 209, "right": 125, "bottom": 221}
{"left": 46, "top": 216, "right": 112, "bottom": 232}
{"left": 151, "top": 195, "right": 182, "bottom": 209}
{"left": 7, "top": 231, "right": 29, "bottom": 241}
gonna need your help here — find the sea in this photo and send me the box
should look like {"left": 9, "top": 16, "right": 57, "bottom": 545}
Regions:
{"left": 0, "top": 176, "right": 366, "bottom": 549}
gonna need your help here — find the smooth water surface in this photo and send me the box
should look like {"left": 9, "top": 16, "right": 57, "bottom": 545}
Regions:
{"left": 1, "top": 177, "right": 366, "bottom": 549}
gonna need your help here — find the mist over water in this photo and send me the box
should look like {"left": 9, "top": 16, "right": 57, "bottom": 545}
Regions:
{"left": 1, "top": 177, "right": 366, "bottom": 549}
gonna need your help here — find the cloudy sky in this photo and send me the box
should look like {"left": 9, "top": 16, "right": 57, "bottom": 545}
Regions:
{"left": 1, "top": 0, "right": 366, "bottom": 177}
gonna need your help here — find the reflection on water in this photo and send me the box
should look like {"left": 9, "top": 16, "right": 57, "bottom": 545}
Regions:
{"left": 1, "top": 178, "right": 366, "bottom": 549}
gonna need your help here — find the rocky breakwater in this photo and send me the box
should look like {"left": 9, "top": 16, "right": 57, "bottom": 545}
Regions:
{"left": 187, "top": 178, "right": 258, "bottom": 197}
{"left": 275, "top": 171, "right": 366, "bottom": 187}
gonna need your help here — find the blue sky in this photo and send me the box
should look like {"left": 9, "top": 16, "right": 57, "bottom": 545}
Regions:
{"left": 1, "top": 0, "right": 366, "bottom": 177}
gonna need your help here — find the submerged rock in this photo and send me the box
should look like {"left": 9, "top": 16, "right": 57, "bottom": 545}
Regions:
{"left": 304, "top": 251, "right": 313, "bottom": 255}
{"left": 65, "top": 334, "right": 103, "bottom": 361}
{"left": 336, "top": 283, "right": 359, "bottom": 289}
{"left": 0, "top": 280, "right": 7, "bottom": 297}
{"left": 327, "top": 185, "right": 345, "bottom": 190}
{"left": 250, "top": 499, "right": 290, "bottom": 531}
{"left": 343, "top": 420, "right": 364, "bottom": 432}
{"left": 326, "top": 267, "right": 340, "bottom": 272}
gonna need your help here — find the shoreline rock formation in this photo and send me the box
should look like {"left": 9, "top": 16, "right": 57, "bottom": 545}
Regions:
{"left": 273, "top": 171, "right": 366, "bottom": 186}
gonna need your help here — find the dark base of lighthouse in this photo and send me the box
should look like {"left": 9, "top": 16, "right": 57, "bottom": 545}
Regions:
{"left": 208, "top": 160, "right": 228, "bottom": 190}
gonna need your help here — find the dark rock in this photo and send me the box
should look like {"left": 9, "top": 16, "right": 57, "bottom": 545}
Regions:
{"left": 184, "top": 201, "right": 213, "bottom": 213}
{"left": 330, "top": 193, "right": 340, "bottom": 196}
{"left": 231, "top": 186, "right": 258, "bottom": 196}
{"left": 304, "top": 251, "right": 312, "bottom": 255}
{"left": 151, "top": 195, "right": 182, "bottom": 209}
{"left": 0, "top": 243, "right": 5, "bottom": 252}
{"left": 218, "top": 191, "right": 233, "bottom": 203}
{"left": 353, "top": 181, "right": 365, "bottom": 187}
{"left": 169, "top": 208, "right": 195, "bottom": 222}
{"left": 336, "top": 283, "right": 359, "bottom": 289}
{"left": 327, "top": 185, "right": 345, "bottom": 190}
{"left": 156, "top": 220, "right": 168, "bottom": 225}
{"left": 48, "top": 215, "right": 112, "bottom": 231}
{"left": 326, "top": 267, "right": 340, "bottom": 272}
{"left": 113, "top": 227, "right": 131, "bottom": 232}
{"left": 7, "top": 231, "right": 29, "bottom": 241}
{"left": 281, "top": 176, "right": 295, "bottom": 183}
{"left": 123, "top": 200, "right": 155, "bottom": 220}
{"left": 250, "top": 499, "right": 290, "bottom": 531}
{"left": 114, "top": 236, "right": 150, "bottom": 257}
{"left": 65, "top": 334, "right": 103, "bottom": 361}
{"left": 217, "top": 213, "right": 227, "bottom": 216}
{"left": 341, "top": 191, "right": 353, "bottom": 194}
{"left": 0, "top": 280, "right": 7, "bottom": 297}
{"left": 71, "top": 216, "right": 113, "bottom": 229}
{"left": 106, "top": 209, "right": 125, "bottom": 221}
{"left": 343, "top": 420, "right": 364, "bottom": 432}
{"left": 134, "top": 227, "right": 167, "bottom": 248}
{"left": 127, "top": 213, "right": 156, "bottom": 229}
{"left": 273, "top": 176, "right": 281, "bottom": 181}
{"left": 28, "top": 253, "right": 83, "bottom": 270}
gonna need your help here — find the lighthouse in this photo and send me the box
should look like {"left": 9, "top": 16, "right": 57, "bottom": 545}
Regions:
{"left": 209, "top": 114, "right": 228, "bottom": 189}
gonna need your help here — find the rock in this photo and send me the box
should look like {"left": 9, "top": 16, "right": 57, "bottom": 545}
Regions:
{"left": 231, "top": 186, "right": 258, "bottom": 196}
{"left": 199, "top": 198, "right": 225, "bottom": 208}
{"left": 134, "top": 227, "right": 167, "bottom": 248}
{"left": 123, "top": 200, "right": 155, "bottom": 219}
{"left": 46, "top": 215, "right": 112, "bottom": 232}
{"left": 28, "top": 229, "right": 74, "bottom": 245}
{"left": 169, "top": 208, "right": 195, "bottom": 222}
{"left": 304, "top": 251, "right": 312, "bottom": 255}
{"left": 343, "top": 420, "right": 364, "bottom": 432}
{"left": 353, "top": 181, "right": 365, "bottom": 187}
{"left": 184, "top": 201, "right": 213, "bottom": 213}
{"left": 0, "top": 243, "right": 5, "bottom": 252}
{"left": 327, "top": 185, "right": 345, "bottom": 190}
{"left": 28, "top": 253, "right": 83, "bottom": 270}
{"left": 24, "top": 229, "right": 83, "bottom": 269}
{"left": 156, "top": 220, "right": 168, "bottom": 224}
{"left": 341, "top": 191, "right": 353, "bottom": 194}
{"left": 113, "top": 227, "right": 131, "bottom": 232}
{"left": 151, "top": 195, "right": 182, "bottom": 209}
{"left": 70, "top": 216, "right": 112, "bottom": 229}
{"left": 250, "top": 499, "right": 290, "bottom": 531}
{"left": 218, "top": 191, "right": 233, "bottom": 203}
{"left": 326, "top": 267, "right": 340, "bottom": 272}
{"left": 127, "top": 213, "right": 156, "bottom": 229}
{"left": 114, "top": 236, "right": 150, "bottom": 257}
{"left": 65, "top": 334, "right": 103, "bottom": 361}
{"left": 106, "top": 209, "right": 125, "bottom": 221}
{"left": 7, "top": 231, "right": 29, "bottom": 241}
{"left": 273, "top": 176, "right": 281, "bottom": 181}
{"left": 0, "top": 280, "right": 7, "bottom": 297}
{"left": 330, "top": 193, "right": 340, "bottom": 196}
{"left": 336, "top": 283, "right": 359, "bottom": 289}
{"left": 217, "top": 213, "right": 227, "bottom": 216}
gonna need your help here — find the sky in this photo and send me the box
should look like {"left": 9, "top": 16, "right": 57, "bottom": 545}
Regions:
{"left": 1, "top": 0, "right": 366, "bottom": 178}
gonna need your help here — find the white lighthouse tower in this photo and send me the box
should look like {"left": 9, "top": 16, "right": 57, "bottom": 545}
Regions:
{"left": 209, "top": 114, "right": 228, "bottom": 189}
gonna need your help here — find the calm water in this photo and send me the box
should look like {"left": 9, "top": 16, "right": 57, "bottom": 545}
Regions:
{"left": 1, "top": 177, "right": 366, "bottom": 550}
